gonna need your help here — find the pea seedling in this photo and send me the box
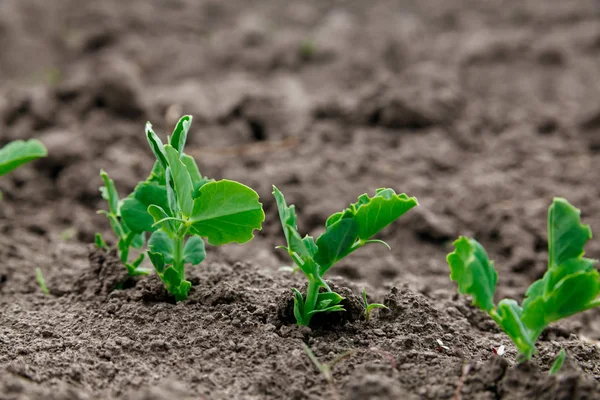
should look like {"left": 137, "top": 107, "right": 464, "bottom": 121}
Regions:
{"left": 97, "top": 171, "right": 149, "bottom": 276}
{"left": 127, "top": 118, "right": 265, "bottom": 301}
{"left": 447, "top": 198, "right": 600, "bottom": 361}
{"left": 273, "top": 186, "right": 417, "bottom": 326}
{"left": 362, "top": 288, "right": 388, "bottom": 321}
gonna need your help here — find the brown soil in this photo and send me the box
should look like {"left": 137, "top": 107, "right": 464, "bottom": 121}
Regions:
{"left": 2, "top": 1, "right": 600, "bottom": 399}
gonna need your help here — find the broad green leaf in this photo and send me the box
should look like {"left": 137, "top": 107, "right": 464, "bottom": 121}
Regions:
{"left": 147, "top": 250, "right": 166, "bottom": 273}
{"left": 545, "top": 257, "right": 595, "bottom": 294}
{"left": 314, "top": 218, "right": 359, "bottom": 273}
{"left": 183, "top": 236, "right": 206, "bottom": 265}
{"left": 541, "top": 271, "right": 600, "bottom": 324}
{"left": 147, "top": 204, "right": 176, "bottom": 235}
{"left": 170, "top": 115, "right": 192, "bottom": 154}
{"left": 273, "top": 185, "right": 298, "bottom": 245}
{"left": 0, "top": 139, "right": 47, "bottom": 176}
{"left": 181, "top": 154, "right": 212, "bottom": 195}
{"left": 148, "top": 231, "right": 174, "bottom": 263}
{"left": 447, "top": 237, "right": 497, "bottom": 311}
{"left": 190, "top": 180, "right": 265, "bottom": 245}
{"left": 162, "top": 266, "right": 182, "bottom": 287}
{"left": 547, "top": 198, "right": 592, "bottom": 269}
{"left": 164, "top": 145, "right": 194, "bottom": 217}
{"left": 353, "top": 189, "right": 418, "bottom": 240}
{"left": 496, "top": 299, "right": 535, "bottom": 358}
{"left": 100, "top": 170, "right": 120, "bottom": 215}
{"left": 146, "top": 122, "right": 168, "bottom": 169}
{"left": 121, "top": 198, "right": 155, "bottom": 233}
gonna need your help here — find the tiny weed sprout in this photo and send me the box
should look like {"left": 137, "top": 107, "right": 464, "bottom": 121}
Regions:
{"left": 127, "top": 116, "right": 265, "bottom": 301}
{"left": 0, "top": 139, "right": 47, "bottom": 176}
{"left": 362, "top": 288, "right": 388, "bottom": 321}
{"left": 447, "top": 198, "right": 600, "bottom": 361}
{"left": 302, "top": 344, "right": 353, "bottom": 400}
{"left": 36, "top": 267, "right": 49, "bottom": 295}
{"left": 549, "top": 348, "right": 566, "bottom": 375}
{"left": 97, "top": 170, "right": 149, "bottom": 276}
{"left": 273, "top": 186, "right": 417, "bottom": 326}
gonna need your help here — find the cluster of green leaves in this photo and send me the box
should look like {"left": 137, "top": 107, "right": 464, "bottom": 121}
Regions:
{"left": 98, "top": 116, "right": 265, "bottom": 301}
{"left": 447, "top": 198, "right": 600, "bottom": 360}
{"left": 0, "top": 139, "right": 47, "bottom": 177}
{"left": 274, "top": 186, "right": 417, "bottom": 326}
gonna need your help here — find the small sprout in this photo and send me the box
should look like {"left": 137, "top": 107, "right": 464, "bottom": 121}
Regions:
{"left": 137, "top": 117, "right": 265, "bottom": 301}
{"left": 95, "top": 233, "right": 110, "bottom": 251}
{"left": 447, "top": 198, "right": 600, "bottom": 361}
{"left": 549, "top": 348, "right": 567, "bottom": 375}
{"left": 302, "top": 344, "right": 353, "bottom": 400}
{"left": 362, "top": 288, "right": 388, "bottom": 321}
{"left": 273, "top": 186, "right": 417, "bottom": 326}
{"left": 60, "top": 227, "right": 77, "bottom": 241}
{"left": 36, "top": 268, "right": 49, "bottom": 296}
{"left": 298, "top": 38, "right": 317, "bottom": 60}
{"left": 0, "top": 139, "right": 47, "bottom": 176}
{"left": 97, "top": 170, "right": 150, "bottom": 276}
{"left": 491, "top": 345, "right": 505, "bottom": 356}
{"left": 437, "top": 339, "right": 450, "bottom": 352}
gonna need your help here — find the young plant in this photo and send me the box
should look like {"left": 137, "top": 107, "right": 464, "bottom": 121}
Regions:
{"left": 126, "top": 119, "right": 264, "bottom": 301}
{"left": 273, "top": 186, "right": 418, "bottom": 326}
{"left": 447, "top": 198, "right": 600, "bottom": 361}
{"left": 0, "top": 139, "right": 47, "bottom": 176}
{"left": 97, "top": 170, "right": 149, "bottom": 276}
{"left": 362, "top": 288, "right": 388, "bottom": 321}
{"left": 549, "top": 348, "right": 566, "bottom": 375}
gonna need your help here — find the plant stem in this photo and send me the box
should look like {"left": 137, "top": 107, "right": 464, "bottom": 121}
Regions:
{"left": 173, "top": 233, "right": 185, "bottom": 281}
{"left": 303, "top": 277, "right": 321, "bottom": 324}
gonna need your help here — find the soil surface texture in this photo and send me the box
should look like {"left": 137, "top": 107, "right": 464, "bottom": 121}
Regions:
{"left": 2, "top": 1, "right": 600, "bottom": 399}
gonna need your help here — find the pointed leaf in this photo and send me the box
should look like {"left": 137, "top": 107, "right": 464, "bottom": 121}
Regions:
{"left": 549, "top": 349, "right": 567, "bottom": 375}
{"left": 183, "top": 236, "right": 206, "bottom": 265}
{"left": 314, "top": 218, "right": 359, "bottom": 273}
{"left": 147, "top": 250, "right": 166, "bottom": 273}
{"left": 181, "top": 154, "right": 212, "bottom": 195}
{"left": 147, "top": 205, "right": 176, "bottom": 235}
{"left": 146, "top": 122, "right": 168, "bottom": 169}
{"left": 316, "top": 291, "right": 344, "bottom": 310}
{"left": 548, "top": 198, "right": 592, "bottom": 269}
{"left": 100, "top": 170, "right": 120, "bottom": 215}
{"left": 164, "top": 145, "right": 194, "bottom": 217}
{"left": 272, "top": 185, "right": 298, "bottom": 245}
{"left": 165, "top": 167, "right": 178, "bottom": 215}
{"left": 0, "top": 139, "right": 47, "bottom": 176}
{"left": 292, "top": 288, "right": 306, "bottom": 325}
{"left": 303, "top": 236, "right": 318, "bottom": 257}
{"left": 170, "top": 115, "right": 192, "bottom": 154}
{"left": 307, "top": 305, "right": 345, "bottom": 316}
{"left": 447, "top": 237, "right": 497, "bottom": 311}
{"left": 190, "top": 180, "right": 265, "bottom": 245}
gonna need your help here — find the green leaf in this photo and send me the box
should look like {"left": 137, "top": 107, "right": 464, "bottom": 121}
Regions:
{"left": 352, "top": 189, "right": 418, "bottom": 240}
{"left": 130, "top": 253, "right": 145, "bottom": 268}
{"left": 549, "top": 349, "right": 566, "bottom": 375}
{"left": 316, "top": 291, "right": 344, "bottom": 310}
{"left": 147, "top": 205, "right": 176, "bottom": 235}
{"left": 181, "top": 154, "right": 212, "bottom": 195}
{"left": 447, "top": 237, "right": 497, "bottom": 312}
{"left": 162, "top": 266, "right": 182, "bottom": 287}
{"left": 95, "top": 233, "right": 109, "bottom": 251}
{"left": 292, "top": 288, "right": 305, "bottom": 325}
{"left": 548, "top": 198, "right": 592, "bottom": 269}
{"left": 130, "top": 232, "right": 146, "bottom": 249}
{"left": 165, "top": 167, "right": 178, "bottom": 215}
{"left": 170, "top": 115, "right": 192, "bottom": 154}
{"left": 146, "top": 122, "right": 168, "bottom": 169}
{"left": 164, "top": 145, "right": 194, "bottom": 217}
{"left": 314, "top": 218, "right": 359, "bottom": 273}
{"left": 190, "top": 180, "right": 265, "bottom": 245}
{"left": 121, "top": 198, "right": 155, "bottom": 233}
{"left": 147, "top": 250, "right": 166, "bottom": 273}
{"left": 272, "top": 185, "right": 298, "bottom": 246}
{"left": 495, "top": 299, "right": 535, "bottom": 358}
{"left": 148, "top": 231, "right": 174, "bottom": 263}
{"left": 303, "top": 236, "right": 318, "bottom": 257}
{"left": 183, "top": 236, "right": 206, "bottom": 265}
{"left": 307, "top": 305, "right": 345, "bottom": 316}
{"left": 100, "top": 170, "right": 120, "bottom": 215}
{"left": 0, "top": 139, "right": 47, "bottom": 176}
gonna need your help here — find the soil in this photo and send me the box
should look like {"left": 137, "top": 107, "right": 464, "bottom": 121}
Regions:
{"left": 2, "top": 0, "right": 600, "bottom": 399}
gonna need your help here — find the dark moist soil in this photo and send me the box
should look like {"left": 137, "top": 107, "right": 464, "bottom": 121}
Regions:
{"left": 2, "top": 0, "right": 600, "bottom": 399}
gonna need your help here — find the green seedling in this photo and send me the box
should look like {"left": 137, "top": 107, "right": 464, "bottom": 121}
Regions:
{"left": 273, "top": 186, "right": 417, "bottom": 326}
{"left": 302, "top": 344, "right": 353, "bottom": 400}
{"left": 0, "top": 139, "right": 47, "bottom": 176}
{"left": 97, "top": 170, "right": 149, "bottom": 276}
{"left": 447, "top": 198, "right": 600, "bottom": 361}
{"left": 36, "top": 267, "right": 49, "bottom": 295}
{"left": 127, "top": 118, "right": 265, "bottom": 301}
{"left": 362, "top": 288, "right": 388, "bottom": 321}
{"left": 549, "top": 348, "right": 566, "bottom": 375}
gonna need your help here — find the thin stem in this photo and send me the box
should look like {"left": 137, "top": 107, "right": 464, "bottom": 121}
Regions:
{"left": 173, "top": 233, "right": 185, "bottom": 280}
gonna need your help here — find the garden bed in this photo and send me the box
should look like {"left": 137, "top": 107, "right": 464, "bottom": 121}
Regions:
{"left": 1, "top": 0, "right": 600, "bottom": 399}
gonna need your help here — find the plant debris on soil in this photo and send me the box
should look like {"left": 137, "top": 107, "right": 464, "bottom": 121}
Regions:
{"left": 2, "top": 0, "right": 600, "bottom": 399}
